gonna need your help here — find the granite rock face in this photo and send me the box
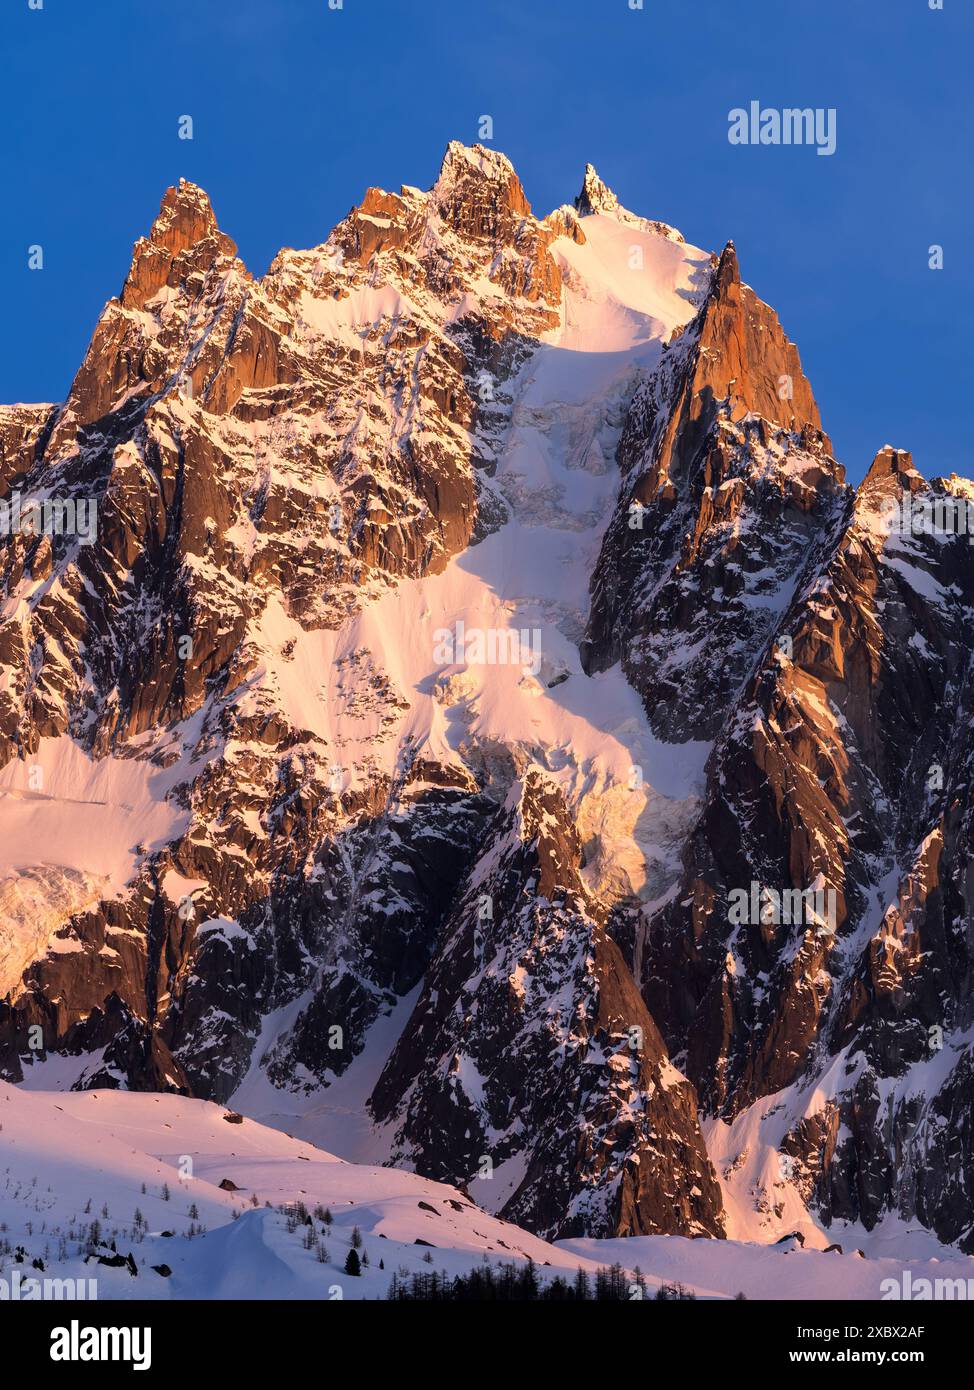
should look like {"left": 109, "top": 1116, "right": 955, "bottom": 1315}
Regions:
{"left": 371, "top": 768, "right": 725, "bottom": 1241}
{"left": 1, "top": 143, "right": 971, "bottom": 1250}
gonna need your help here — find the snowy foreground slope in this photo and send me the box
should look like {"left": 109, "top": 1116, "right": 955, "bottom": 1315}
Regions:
{"left": 3, "top": 1083, "right": 969, "bottom": 1301}
{"left": 0, "top": 1081, "right": 584, "bottom": 1300}
{"left": 2, "top": 143, "right": 974, "bottom": 1269}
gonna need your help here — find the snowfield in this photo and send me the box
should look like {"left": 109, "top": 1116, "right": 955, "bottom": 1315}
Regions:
{"left": 0, "top": 737, "right": 191, "bottom": 994}
{"left": 1, "top": 1084, "right": 970, "bottom": 1301}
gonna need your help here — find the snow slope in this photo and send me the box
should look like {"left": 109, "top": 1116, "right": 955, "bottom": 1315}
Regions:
{"left": 0, "top": 737, "right": 191, "bottom": 994}
{"left": 556, "top": 1233, "right": 974, "bottom": 1303}
{"left": 2, "top": 1084, "right": 969, "bottom": 1301}
{"left": 0, "top": 1081, "right": 589, "bottom": 1300}
{"left": 247, "top": 210, "right": 714, "bottom": 917}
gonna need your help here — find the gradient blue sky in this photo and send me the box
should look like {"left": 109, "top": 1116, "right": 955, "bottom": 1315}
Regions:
{"left": 2, "top": 0, "right": 970, "bottom": 482}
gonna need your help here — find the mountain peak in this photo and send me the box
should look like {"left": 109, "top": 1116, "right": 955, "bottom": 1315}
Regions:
{"left": 572, "top": 162, "right": 685, "bottom": 243}
{"left": 859, "top": 443, "right": 923, "bottom": 495}
{"left": 121, "top": 180, "right": 238, "bottom": 310}
{"left": 436, "top": 140, "right": 517, "bottom": 185}
{"left": 150, "top": 180, "right": 222, "bottom": 254}
{"left": 867, "top": 443, "right": 916, "bottom": 475}
{"left": 574, "top": 162, "right": 621, "bottom": 217}
{"left": 7, "top": 136, "right": 974, "bottom": 1274}
{"left": 432, "top": 140, "right": 531, "bottom": 238}
{"left": 712, "top": 240, "right": 741, "bottom": 297}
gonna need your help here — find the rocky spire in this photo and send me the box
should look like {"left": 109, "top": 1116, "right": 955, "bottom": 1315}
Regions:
{"left": 860, "top": 443, "right": 922, "bottom": 490}
{"left": 432, "top": 141, "right": 531, "bottom": 239}
{"left": 574, "top": 162, "right": 621, "bottom": 217}
{"left": 691, "top": 239, "right": 825, "bottom": 438}
{"left": 147, "top": 179, "right": 222, "bottom": 254}
{"left": 434, "top": 140, "right": 520, "bottom": 191}
{"left": 121, "top": 179, "right": 238, "bottom": 310}
{"left": 572, "top": 162, "right": 685, "bottom": 243}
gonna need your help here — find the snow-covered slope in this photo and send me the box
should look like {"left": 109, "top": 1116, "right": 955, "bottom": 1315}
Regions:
{"left": 2, "top": 1083, "right": 969, "bottom": 1301}
{"left": 0, "top": 1080, "right": 592, "bottom": 1299}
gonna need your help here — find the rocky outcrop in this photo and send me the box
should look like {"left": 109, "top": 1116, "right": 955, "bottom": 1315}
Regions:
{"left": 582, "top": 240, "right": 842, "bottom": 739}
{"left": 574, "top": 162, "right": 684, "bottom": 241}
{"left": 371, "top": 768, "right": 725, "bottom": 1240}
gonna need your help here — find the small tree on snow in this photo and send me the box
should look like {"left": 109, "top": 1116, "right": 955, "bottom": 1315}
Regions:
{"left": 344, "top": 1248, "right": 361, "bottom": 1277}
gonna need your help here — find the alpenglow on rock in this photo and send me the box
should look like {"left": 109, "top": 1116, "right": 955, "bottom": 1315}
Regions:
{"left": 1, "top": 143, "right": 972, "bottom": 1251}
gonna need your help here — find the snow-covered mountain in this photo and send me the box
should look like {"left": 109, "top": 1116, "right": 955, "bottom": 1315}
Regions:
{"left": 1, "top": 142, "right": 972, "bottom": 1268}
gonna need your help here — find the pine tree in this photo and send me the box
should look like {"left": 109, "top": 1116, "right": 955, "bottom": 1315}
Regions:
{"left": 519, "top": 1258, "right": 539, "bottom": 1299}
{"left": 344, "top": 1247, "right": 361, "bottom": 1277}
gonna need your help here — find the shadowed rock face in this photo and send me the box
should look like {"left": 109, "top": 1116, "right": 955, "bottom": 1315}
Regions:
{"left": 606, "top": 396, "right": 974, "bottom": 1240}
{"left": 370, "top": 768, "right": 725, "bottom": 1241}
{"left": 0, "top": 143, "right": 972, "bottom": 1250}
{"left": 573, "top": 226, "right": 974, "bottom": 1244}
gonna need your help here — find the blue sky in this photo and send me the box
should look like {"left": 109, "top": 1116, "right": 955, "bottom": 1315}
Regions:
{"left": 1, "top": 0, "right": 970, "bottom": 482}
